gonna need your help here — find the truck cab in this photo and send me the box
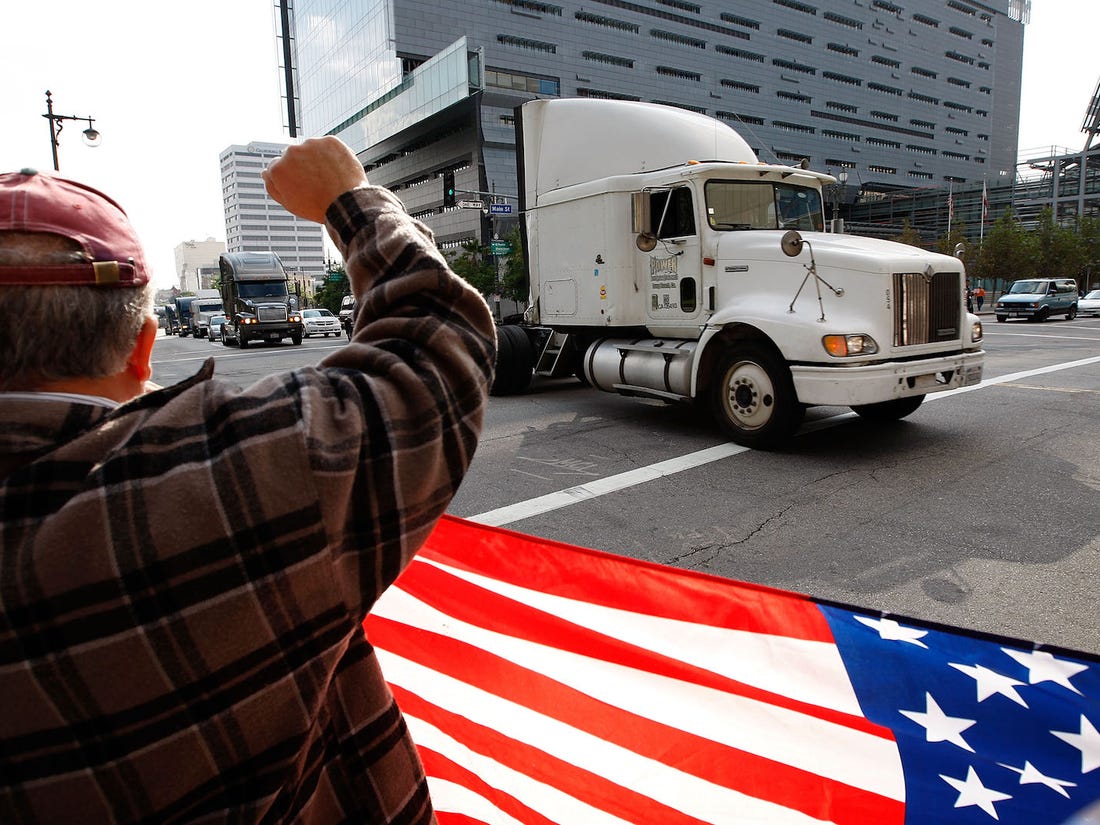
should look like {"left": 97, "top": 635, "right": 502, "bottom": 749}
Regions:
{"left": 218, "top": 252, "right": 304, "bottom": 348}
{"left": 500, "top": 98, "right": 985, "bottom": 448}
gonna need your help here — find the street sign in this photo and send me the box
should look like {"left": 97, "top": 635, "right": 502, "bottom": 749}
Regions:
{"left": 489, "top": 203, "right": 513, "bottom": 214}
{"left": 490, "top": 241, "right": 512, "bottom": 255}
{"left": 458, "top": 200, "right": 484, "bottom": 209}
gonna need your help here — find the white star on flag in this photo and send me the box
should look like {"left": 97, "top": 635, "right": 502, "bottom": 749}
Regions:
{"left": 997, "top": 761, "right": 1077, "bottom": 797}
{"left": 950, "top": 662, "right": 1029, "bottom": 707}
{"left": 900, "top": 693, "right": 977, "bottom": 752}
{"left": 940, "top": 766, "right": 1013, "bottom": 819}
{"left": 1052, "top": 715, "right": 1100, "bottom": 774}
{"left": 855, "top": 615, "right": 929, "bottom": 647}
{"left": 1003, "top": 648, "right": 1088, "bottom": 694}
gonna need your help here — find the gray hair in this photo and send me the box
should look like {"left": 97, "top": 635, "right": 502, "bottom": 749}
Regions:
{"left": 0, "top": 232, "right": 154, "bottom": 389}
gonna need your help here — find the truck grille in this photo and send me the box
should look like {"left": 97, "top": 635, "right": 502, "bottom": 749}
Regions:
{"left": 257, "top": 305, "right": 288, "bottom": 322}
{"left": 892, "top": 271, "right": 960, "bottom": 346}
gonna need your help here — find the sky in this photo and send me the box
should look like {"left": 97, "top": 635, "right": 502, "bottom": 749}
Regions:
{"left": 2, "top": 0, "right": 1097, "bottom": 290}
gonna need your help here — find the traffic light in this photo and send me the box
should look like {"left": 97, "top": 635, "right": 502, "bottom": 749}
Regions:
{"left": 443, "top": 170, "right": 456, "bottom": 208}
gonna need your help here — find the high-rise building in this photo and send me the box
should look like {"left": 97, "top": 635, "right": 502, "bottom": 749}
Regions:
{"left": 173, "top": 237, "right": 225, "bottom": 293}
{"left": 278, "top": 0, "right": 1028, "bottom": 246}
{"left": 220, "top": 141, "right": 327, "bottom": 282}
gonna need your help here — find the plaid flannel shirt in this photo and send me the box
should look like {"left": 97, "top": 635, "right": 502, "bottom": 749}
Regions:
{"left": 0, "top": 186, "right": 496, "bottom": 824}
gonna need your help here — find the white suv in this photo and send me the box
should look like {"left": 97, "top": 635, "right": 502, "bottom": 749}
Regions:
{"left": 301, "top": 308, "right": 342, "bottom": 337}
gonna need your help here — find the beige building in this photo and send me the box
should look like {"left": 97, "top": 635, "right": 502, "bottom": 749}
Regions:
{"left": 174, "top": 237, "right": 226, "bottom": 293}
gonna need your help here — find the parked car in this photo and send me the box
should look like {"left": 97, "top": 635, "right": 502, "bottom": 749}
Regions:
{"left": 993, "top": 278, "right": 1078, "bottom": 322}
{"left": 207, "top": 313, "right": 228, "bottom": 342}
{"left": 1078, "top": 289, "right": 1100, "bottom": 317}
{"left": 301, "top": 307, "right": 342, "bottom": 337}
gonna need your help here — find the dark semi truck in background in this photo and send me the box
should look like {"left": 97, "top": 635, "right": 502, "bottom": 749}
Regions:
{"left": 218, "top": 251, "right": 304, "bottom": 348}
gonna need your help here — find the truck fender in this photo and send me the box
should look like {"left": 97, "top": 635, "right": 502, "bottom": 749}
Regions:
{"left": 690, "top": 324, "right": 788, "bottom": 400}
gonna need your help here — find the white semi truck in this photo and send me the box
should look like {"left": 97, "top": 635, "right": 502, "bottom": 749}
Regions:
{"left": 493, "top": 99, "right": 985, "bottom": 449}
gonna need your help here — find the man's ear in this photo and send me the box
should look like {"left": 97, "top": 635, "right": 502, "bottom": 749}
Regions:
{"left": 127, "top": 316, "right": 159, "bottom": 383}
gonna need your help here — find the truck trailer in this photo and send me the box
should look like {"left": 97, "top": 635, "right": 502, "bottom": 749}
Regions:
{"left": 218, "top": 252, "right": 303, "bottom": 348}
{"left": 495, "top": 99, "right": 985, "bottom": 449}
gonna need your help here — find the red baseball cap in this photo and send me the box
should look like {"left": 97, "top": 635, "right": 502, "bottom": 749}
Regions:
{"left": 0, "top": 168, "right": 149, "bottom": 287}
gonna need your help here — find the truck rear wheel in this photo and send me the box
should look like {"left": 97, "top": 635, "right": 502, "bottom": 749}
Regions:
{"left": 491, "top": 325, "right": 535, "bottom": 396}
{"left": 851, "top": 395, "right": 925, "bottom": 422}
{"left": 710, "top": 345, "right": 803, "bottom": 449}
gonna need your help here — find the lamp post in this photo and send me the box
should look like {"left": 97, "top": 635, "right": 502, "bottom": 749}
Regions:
{"left": 832, "top": 170, "right": 849, "bottom": 233}
{"left": 42, "top": 90, "right": 101, "bottom": 171}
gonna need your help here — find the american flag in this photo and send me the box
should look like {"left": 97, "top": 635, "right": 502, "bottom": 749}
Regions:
{"left": 367, "top": 516, "right": 1100, "bottom": 824}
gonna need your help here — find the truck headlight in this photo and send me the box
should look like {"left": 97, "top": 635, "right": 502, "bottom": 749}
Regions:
{"left": 823, "top": 334, "right": 879, "bottom": 357}
{"left": 971, "top": 319, "right": 983, "bottom": 343}
{"left": 289, "top": 314, "right": 301, "bottom": 323}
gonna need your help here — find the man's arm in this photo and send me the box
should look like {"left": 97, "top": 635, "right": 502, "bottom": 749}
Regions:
{"left": 264, "top": 137, "right": 497, "bottom": 612}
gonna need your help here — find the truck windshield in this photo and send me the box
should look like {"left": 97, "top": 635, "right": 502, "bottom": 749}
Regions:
{"left": 239, "top": 282, "right": 289, "bottom": 300}
{"left": 704, "top": 181, "right": 824, "bottom": 232}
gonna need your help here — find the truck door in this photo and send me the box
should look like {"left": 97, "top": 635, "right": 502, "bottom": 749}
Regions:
{"left": 642, "top": 186, "right": 702, "bottom": 328}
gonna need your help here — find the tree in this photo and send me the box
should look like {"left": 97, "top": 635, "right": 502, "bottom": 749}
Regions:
{"left": 892, "top": 219, "right": 925, "bottom": 249}
{"left": 499, "top": 225, "right": 528, "bottom": 302}
{"left": 971, "top": 209, "right": 1031, "bottom": 297}
{"left": 310, "top": 263, "right": 348, "bottom": 314}
{"left": 1032, "top": 207, "right": 1084, "bottom": 286}
{"left": 1078, "top": 216, "right": 1100, "bottom": 290}
{"left": 446, "top": 239, "right": 497, "bottom": 296}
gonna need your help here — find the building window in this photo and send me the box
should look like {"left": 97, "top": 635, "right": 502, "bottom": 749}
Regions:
{"left": 908, "top": 91, "right": 940, "bottom": 105}
{"left": 777, "top": 90, "right": 812, "bottom": 103}
{"left": 870, "top": 110, "right": 899, "bottom": 122}
{"left": 869, "top": 164, "right": 896, "bottom": 174}
{"left": 486, "top": 69, "right": 560, "bottom": 95}
{"left": 650, "top": 28, "right": 705, "bottom": 48}
{"left": 774, "top": 58, "right": 816, "bottom": 75}
{"left": 717, "top": 111, "right": 763, "bottom": 126}
{"left": 823, "top": 129, "right": 861, "bottom": 142}
{"left": 823, "top": 70, "right": 860, "bottom": 86}
{"left": 778, "top": 28, "right": 813, "bottom": 44}
{"left": 870, "top": 54, "right": 899, "bottom": 67}
{"left": 657, "top": 0, "right": 700, "bottom": 12}
{"left": 910, "top": 118, "right": 936, "bottom": 129}
{"left": 490, "top": 0, "right": 563, "bottom": 14}
{"left": 943, "top": 151, "right": 970, "bottom": 160}
{"left": 497, "top": 34, "right": 556, "bottom": 53}
{"left": 656, "top": 65, "right": 701, "bottom": 81}
{"left": 824, "top": 11, "right": 862, "bottom": 29}
{"left": 583, "top": 50, "right": 635, "bottom": 68}
{"left": 773, "top": 120, "right": 815, "bottom": 134}
{"left": 949, "top": 25, "right": 973, "bottom": 38}
{"left": 773, "top": 0, "right": 817, "bottom": 15}
{"left": 912, "top": 66, "right": 938, "bottom": 79}
{"left": 945, "top": 50, "right": 975, "bottom": 65}
{"left": 717, "top": 45, "right": 765, "bottom": 62}
{"left": 869, "top": 82, "right": 903, "bottom": 97}
{"left": 830, "top": 43, "right": 860, "bottom": 56}
{"left": 825, "top": 100, "right": 858, "bottom": 113}
{"left": 721, "top": 12, "right": 759, "bottom": 29}
{"left": 947, "top": 0, "right": 976, "bottom": 15}
{"left": 867, "top": 137, "right": 902, "bottom": 148}
{"left": 574, "top": 10, "right": 638, "bottom": 32}
{"left": 906, "top": 143, "right": 937, "bottom": 155}
{"left": 722, "top": 78, "right": 760, "bottom": 93}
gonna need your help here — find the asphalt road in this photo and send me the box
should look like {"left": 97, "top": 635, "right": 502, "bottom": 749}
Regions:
{"left": 150, "top": 316, "right": 1100, "bottom": 654}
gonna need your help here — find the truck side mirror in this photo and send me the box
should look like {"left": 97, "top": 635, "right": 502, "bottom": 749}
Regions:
{"left": 636, "top": 233, "right": 658, "bottom": 252}
{"left": 780, "top": 229, "right": 804, "bottom": 257}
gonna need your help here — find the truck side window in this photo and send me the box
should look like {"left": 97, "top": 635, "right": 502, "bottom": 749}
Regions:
{"left": 650, "top": 188, "right": 696, "bottom": 238}
{"left": 680, "top": 277, "right": 697, "bottom": 313}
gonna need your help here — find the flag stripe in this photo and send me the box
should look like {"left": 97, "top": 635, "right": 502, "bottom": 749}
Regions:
{"left": 417, "top": 752, "right": 565, "bottom": 825}
{"left": 384, "top": 652, "right": 854, "bottom": 825}
{"left": 376, "top": 619, "right": 906, "bottom": 823}
{"left": 408, "top": 555, "right": 866, "bottom": 718}
{"left": 370, "top": 584, "right": 906, "bottom": 799}
{"left": 416, "top": 518, "right": 835, "bottom": 642}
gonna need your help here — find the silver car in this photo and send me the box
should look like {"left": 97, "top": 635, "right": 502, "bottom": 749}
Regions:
{"left": 301, "top": 308, "right": 342, "bottom": 337}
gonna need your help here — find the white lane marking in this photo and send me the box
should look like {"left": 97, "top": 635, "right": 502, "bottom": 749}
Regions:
{"left": 469, "top": 354, "right": 1100, "bottom": 527}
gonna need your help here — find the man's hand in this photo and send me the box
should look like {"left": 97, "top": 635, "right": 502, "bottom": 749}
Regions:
{"left": 262, "top": 136, "right": 369, "bottom": 224}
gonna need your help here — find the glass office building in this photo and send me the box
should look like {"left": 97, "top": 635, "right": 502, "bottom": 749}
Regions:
{"left": 279, "top": 0, "right": 1028, "bottom": 246}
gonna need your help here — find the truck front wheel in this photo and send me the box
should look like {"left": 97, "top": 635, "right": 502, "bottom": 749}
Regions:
{"left": 851, "top": 395, "right": 925, "bottom": 422}
{"left": 710, "top": 346, "right": 803, "bottom": 449}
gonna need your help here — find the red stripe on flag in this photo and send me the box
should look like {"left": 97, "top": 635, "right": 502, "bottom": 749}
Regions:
{"left": 417, "top": 516, "right": 834, "bottom": 642}
{"left": 373, "top": 617, "right": 904, "bottom": 824}
{"left": 387, "top": 559, "right": 886, "bottom": 736}
{"left": 396, "top": 685, "right": 733, "bottom": 825}
{"left": 416, "top": 747, "right": 561, "bottom": 825}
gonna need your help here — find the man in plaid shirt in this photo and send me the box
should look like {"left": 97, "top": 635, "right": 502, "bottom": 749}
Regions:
{"left": 0, "top": 137, "right": 496, "bottom": 823}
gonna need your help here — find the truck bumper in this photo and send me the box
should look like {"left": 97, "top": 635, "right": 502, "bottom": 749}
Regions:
{"left": 790, "top": 350, "right": 984, "bottom": 407}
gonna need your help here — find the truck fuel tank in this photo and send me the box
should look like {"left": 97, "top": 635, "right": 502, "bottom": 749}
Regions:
{"left": 584, "top": 338, "right": 698, "bottom": 402}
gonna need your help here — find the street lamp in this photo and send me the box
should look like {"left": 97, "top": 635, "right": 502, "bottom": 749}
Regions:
{"left": 42, "top": 90, "right": 101, "bottom": 172}
{"left": 832, "top": 170, "right": 849, "bottom": 232}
